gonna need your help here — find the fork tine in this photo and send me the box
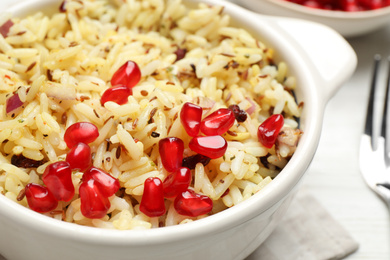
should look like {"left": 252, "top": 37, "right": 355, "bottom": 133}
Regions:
{"left": 360, "top": 55, "right": 390, "bottom": 206}
{"left": 382, "top": 57, "right": 390, "bottom": 165}
{"left": 365, "top": 54, "right": 381, "bottom": 150}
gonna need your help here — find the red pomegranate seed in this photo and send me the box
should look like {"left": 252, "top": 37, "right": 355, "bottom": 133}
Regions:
{"left": 180, "top": 102, "right": 202, "bottom": 137}
{"left": 174, "top": 189, "right": 213, "bottom": 217}
{"left": 339, "top": 0, "right": 358, "bottom": 10}
{"left": 79, "top": 179, "right": 110, "bottom": 219}
{"left": 356, "top": 0, "right": 382, "bottom": 9}
{"left": 82, "top": 167, "right": 120, "bottom": 197}
{"left": 111, "top": 60, "right": 141, "bottom": 89}
{"left": 303, "top": 0, "right": 323, "bottom": 8}
{"left": 25, "top": 183, "right": 58, "bottom": 213}
{"left": 257, "top": 114, "right": 284, "bottom": 149}
{"left": 200, "top": 108, "right": 235, "bottom": 136}
{"left": 159, "top": 137, "right": 184, "bottom": 172}
{"left": 64, "top": 122, "right": 99, "bottom": 149}
{"left": 42, "top": 161, "right": 74, "bottom": 202}
{"left": 140, "top": 177, "right": 166, "bottom": 217}
{"left": 163, "top": 167, "right": 192, "bottom": 198}
{"left": 289, "top": 0, "right": 305, "bottom": 4}
{"left": 284, "top": 0, "right": 387, "bottom": 10}
{"left": 189, "top": 135, "right": 227, "bottom": 159}
{"left": 101, "top": 85, "right": 132, "bottom": 106}
{"left": 66, "top": 142, "right": 92, "bottom": 172}
{"left": 318, "top": 0, "right": 338, "bottom": 5}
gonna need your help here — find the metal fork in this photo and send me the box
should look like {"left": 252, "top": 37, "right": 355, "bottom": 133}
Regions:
{"left": 360, "top": 54, "right": 390, "bottom": 208}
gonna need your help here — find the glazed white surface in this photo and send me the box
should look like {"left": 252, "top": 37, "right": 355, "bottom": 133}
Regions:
{"left": 0, "top": 0, "right": 385, "bottom": 259}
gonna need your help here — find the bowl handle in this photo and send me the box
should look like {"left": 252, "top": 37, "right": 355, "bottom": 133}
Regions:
{"left": 262, "top": 16, "right": 357, "bottom": 103}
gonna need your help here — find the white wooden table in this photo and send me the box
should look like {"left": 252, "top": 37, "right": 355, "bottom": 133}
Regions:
{"left": 1, "top": 0, "right": 389, "bottom": 259}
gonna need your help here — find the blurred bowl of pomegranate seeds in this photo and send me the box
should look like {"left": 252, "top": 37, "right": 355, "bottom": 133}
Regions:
{"left": 236, "top": 0, "right": 390, "bottom": 37}
{"left": 0, "top": 0, "right": 356, "bottom": 259}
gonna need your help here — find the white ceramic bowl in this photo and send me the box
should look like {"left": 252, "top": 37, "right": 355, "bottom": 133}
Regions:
{"left": 235, "top": 0, "right": 390, "bottom": 38}
{"left": 0, "top": 0, "right": 357, "bottom": 259}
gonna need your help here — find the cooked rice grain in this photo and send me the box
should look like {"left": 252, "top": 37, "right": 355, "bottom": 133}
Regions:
{"left": 0, "top": 0, "right": 302, "bottom": 229}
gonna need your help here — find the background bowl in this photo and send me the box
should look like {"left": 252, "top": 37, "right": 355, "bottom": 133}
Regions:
{"left": 235, "top": 0, "right": 390, "bottom": 38}
{"left": 0, "top": 0, "right": 357, "bottom": 259}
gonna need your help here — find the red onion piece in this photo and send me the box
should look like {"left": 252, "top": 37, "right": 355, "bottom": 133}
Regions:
{"left": 193, "top": 96, "right": 215, "bottom": 116}
{"left": 245, "top": 97, "right": 256, "bottom": 115}
{"left": 43, "top": 83, "right": 77, "bottom": 100}
{"left": 6, "top": 94, "right": 24, "bottom": 114}
{"left": 0, "top": 20, "right": 14, "bottom": 38}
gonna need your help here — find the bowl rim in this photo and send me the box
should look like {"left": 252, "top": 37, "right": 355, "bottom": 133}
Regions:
{"left": 0, "top": 0, "right": 325, "bottom": 246}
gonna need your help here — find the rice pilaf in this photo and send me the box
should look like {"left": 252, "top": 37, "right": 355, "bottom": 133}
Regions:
{"left": 0, "top": 0, "right": 302, "bottom": 229}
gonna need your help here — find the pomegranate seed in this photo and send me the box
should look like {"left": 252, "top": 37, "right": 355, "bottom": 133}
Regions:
{"left": 200, "top": 108, "right": 235, "bottom": 136}
{"left": 174, "top": 189, "right": 213, "bottom": 217}
{"left": 303, "top": 0, "right": 323, "bottom": 8}
{"left": 66, "top": 142, "right": 92, "bottom": 172}
{"left": 79, "top": 179, "right": 110, "bottom": 219}
{"left": 42, "top": 161, "right": 74, "bottom": 202}
{"left": 140, "top": 177, "right": 166, "bottom": 217}
{"left": 357, "top": 0, "right": 382, "bottom": 9}
{"left": 289, "top": 0, "right": 305, "bottom": 4}
{"left": 82, "top": 167, "right": 120, "bottom": 197}
{"left": 257, "top": 114, "right": 284, "bottom": 149}
{"left": 316, "top": 0, "right": 337, "bottom": 5}
{"left": 180, "top": 102, "right": 202, "bottom": 137}
{"left": 339, "top": 0, "right": 358, "bottom": 10}
{"left": 111, "top": 60, "right": 141, "bottom": 89}
{"left": 64, "top": 122, "right": 99, "bottom": 149}
{"left": 163, "top": 167, "right": 192, "bottom": 198}
{"left": 283, "top": 0, "right": 384, "bottom": 10}
{"left": 189, "top": 135, "right": 227, "bottom": 159}
{"left": 182, "top": 154, "right": 211, "bottom": 170}
{"left": 101, "top": 85, "right": 132, "bottom": 106}
{"left": 25, "top": 183, "right": 58, "bottom": 213}
{"left": 159, "top": 137, "right": 184, "bottom": 172}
